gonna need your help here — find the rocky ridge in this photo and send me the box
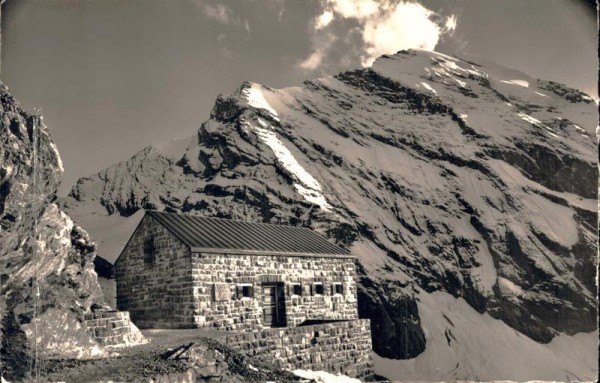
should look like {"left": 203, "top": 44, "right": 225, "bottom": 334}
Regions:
{"left": 0, "top": 82, "right": 107, "bottom": 380}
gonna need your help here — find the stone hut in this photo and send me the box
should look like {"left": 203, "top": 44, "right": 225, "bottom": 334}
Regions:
{"left": 116, "top": 211, "right": 361, "bottom": 330}
{"left": 116, "top": 211, "right": 373, "bottom": 379}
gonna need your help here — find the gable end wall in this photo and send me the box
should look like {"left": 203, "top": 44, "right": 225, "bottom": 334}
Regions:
{"left": 115, "top": 214, "right": 194, "bottom": 328}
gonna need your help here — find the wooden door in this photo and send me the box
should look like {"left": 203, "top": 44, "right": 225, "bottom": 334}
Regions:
{"left": 262, "top": 283, "right": 285, "bottom": 327}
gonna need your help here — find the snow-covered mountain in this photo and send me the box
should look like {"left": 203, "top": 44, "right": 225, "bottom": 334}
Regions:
{"left": 61, "top": 49, "right": 598, "bottom": 380}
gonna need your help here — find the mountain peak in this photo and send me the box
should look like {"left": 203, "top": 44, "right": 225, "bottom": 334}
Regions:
{"left": 61, "top": 53, "right": 597, "bottom": 377}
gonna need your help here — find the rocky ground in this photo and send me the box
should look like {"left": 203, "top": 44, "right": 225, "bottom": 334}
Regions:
{"left": 40, "top": 333, "right": 305, "bottom": 383}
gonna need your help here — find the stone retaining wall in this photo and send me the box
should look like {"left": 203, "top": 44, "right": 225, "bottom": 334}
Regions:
{"left": 220, "top": 319, "right": 374, "bottom": 380}
{"left": 84, "top": 310, "right": 145, "bottom": 347}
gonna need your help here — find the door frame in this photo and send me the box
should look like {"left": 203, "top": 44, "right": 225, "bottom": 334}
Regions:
{"left": 261, "top": 282, "right": 286, "bottom": 327}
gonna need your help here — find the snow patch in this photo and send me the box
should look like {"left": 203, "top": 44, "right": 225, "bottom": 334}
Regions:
{"left": 250, "top": 118, "right": 332, "bottom": 211}
{"left": 498, "top": 276, "right": 523, "bottom": 296}
{"left": 420, "top": 82, "right": 437, "bottom": 94}
{"left": 518, "top": 112, "right": 558, "bottom": 137}
{"left": 500, "top": 79, "right": 529, "bottom": 88}
{"left": 435, "top": 56, "right": 486, "bottom": 79}
{"left": 48, "top": 140, "right": 64, "bottom": 173}
{"left": 427, "top": 55, "right": 487, "bottom": 91}
{"left": 449, "top": 74, "right": 466, "bottom": 88}
{"left": 518, "top": 113, "right": 544, "bottom": 126}
{"left": 534, "top": 91, "right": 548, "bottom": 97}
{"left": 293, "top": 183, "right": 333, "bottom": 211}
{"left": 293, "top": 369, "right": 361, "bottom": 383}
{"left": 374, "top": 291, "right": 598, "bottom": 381}
{"left": 573, "top": 124, "right": 589, "bottom": 136}
{"left": 242, "top": 84, "right": 280, "bottom": 121}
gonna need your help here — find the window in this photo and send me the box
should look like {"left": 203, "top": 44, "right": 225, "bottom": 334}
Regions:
{"left": 143, "top": 237, "right": 155, "bottom": 267}
{"left": 332, "top": 283, "right": 343, "bottom": 295}
{"left": 290, "top": 283, "right": 303, "bottom": 296}
{"left": 236, "top": 284, "right": 254, "bottom": 299}
{"left": 311, "top": 282, "right": 324, "bottom": 296}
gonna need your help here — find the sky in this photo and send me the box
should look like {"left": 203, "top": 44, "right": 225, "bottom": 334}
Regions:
{"left": 1, "top": 0, "right": 597, "bottom": 195}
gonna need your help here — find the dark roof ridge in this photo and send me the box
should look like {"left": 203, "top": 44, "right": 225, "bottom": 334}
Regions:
{"left": 149, "top": 210, "right": 316, "bottom": 232}
{"left": 144, "top": 210, "right": 351, "bottom": 256}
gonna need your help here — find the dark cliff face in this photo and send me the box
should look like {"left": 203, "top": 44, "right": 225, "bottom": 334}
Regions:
{"left": 62, "top": 50, "right": 597, "bottom": 360}
{"left": 0, "top": 83, "right": 103, "bottom": 380}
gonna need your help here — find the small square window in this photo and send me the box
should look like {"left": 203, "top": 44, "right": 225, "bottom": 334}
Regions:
{"left": 291, "top": 283, "right": 303, "bottom": 296}
{"left": 312, "top": 282, "right": 324, "bottom": 296}
{"left": 236, "top": 284, "right": 254, "bottom": 299}
{"left": 332, "top": 283, "right": 343, "bottom": 295}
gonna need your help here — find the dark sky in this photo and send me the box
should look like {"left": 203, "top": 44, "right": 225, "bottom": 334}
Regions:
{"left": 1, "top": 0, "right": 597, "bottom": 195}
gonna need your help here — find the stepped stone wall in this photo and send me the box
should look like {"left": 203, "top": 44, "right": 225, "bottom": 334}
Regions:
{"left": 84, "top": 310, "right": 145, "bottom": 346}
{"left": 220, "top": 319, "right": 374, "bottom": 380}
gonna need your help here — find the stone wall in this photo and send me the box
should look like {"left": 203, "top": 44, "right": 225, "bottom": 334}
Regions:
{"left": 220, "top": 319, "right": 374, "bottom": 380}
{"left": 116, "top": 214, "right": 359, "bottom": 332}
{"left": 190, "top": 252, "right": 359, "bottom": 331}
{"left": 84, "top": 310, "right": 145, "bottom": 346}
{"left": 115, "top": 215, "right": 194, "bottom": 328}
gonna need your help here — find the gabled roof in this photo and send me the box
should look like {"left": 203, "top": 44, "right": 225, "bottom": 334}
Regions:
{"left": 144, "top": 211, "right": 353, "bottom": 258}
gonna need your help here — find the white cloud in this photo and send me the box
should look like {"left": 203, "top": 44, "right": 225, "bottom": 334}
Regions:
{"left": 196, "top": 1, "right": 251, "bottom": 34}
{"left": 299, "top": 33, "right": 337, "bottom": 70}
{"left": 316, "top": 10, "right": 335, "bottom": 30}
{"left": 200, "top": 2, "right": 233, "bottom": 24}
{"left": 327, "top": 0, "right": 379, "bottom": 18}
{"left": 300, "top": 50, "right": 325, "bottom": 70}
{"left": 301, "top": 0, "right": 458, "bottom": 69}
{"left": 445, "top": 14, "right": 457, "bottom": 31}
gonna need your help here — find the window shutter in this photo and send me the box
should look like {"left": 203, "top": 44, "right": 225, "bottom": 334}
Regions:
{"left": 236, "top": 285, "right": 243, "bottom": 299}
{"left": 248, "top": 285, "right": 254, "bottom": 298}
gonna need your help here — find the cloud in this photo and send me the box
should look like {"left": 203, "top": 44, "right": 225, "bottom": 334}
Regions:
{"left": 266, "top": 0, "right": 286, "bottom": 22}
{"left": 316, "top": 10, "right": 335, "bottom": 30}
{"left": 299, "top": 33, "right": 337, "bottom": 70}
{"left": 200, "top": 2, "right": 233, "bottom": 24}
{"left": 445, "top": 14, "right": 457, "bottom": 32}
{"left": 300, "top": 0, "right": 457, "bottom": 69}
{"left": 195, "top": 1, "right": 251, "bottom": 34}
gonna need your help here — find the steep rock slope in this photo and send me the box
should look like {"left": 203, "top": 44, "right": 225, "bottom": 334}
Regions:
{"left": 62, "top": 50, "right": 597, "bottom": 374}
{"left": 0, "top": 83, "right": 106, "bottom": 380}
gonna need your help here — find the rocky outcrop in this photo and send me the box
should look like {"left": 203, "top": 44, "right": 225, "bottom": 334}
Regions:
{"left": 62, "top": 50, "right": 597, "bottom": 362}
{"left": 0, "top": 82, "right": 121, "bottom": 380}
